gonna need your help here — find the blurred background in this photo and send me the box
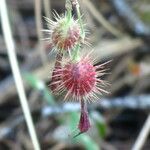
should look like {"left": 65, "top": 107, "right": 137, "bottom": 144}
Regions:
{"left": 0, "top": 0, "right": 150, "bottom": 149}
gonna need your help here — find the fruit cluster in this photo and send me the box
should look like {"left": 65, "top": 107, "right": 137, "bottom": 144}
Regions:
{"left": 44, "top": 0, "right": 109, "bottom": 135}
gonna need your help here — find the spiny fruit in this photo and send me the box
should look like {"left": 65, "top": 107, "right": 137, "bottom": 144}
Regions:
{"left": 51, "top": 56, "right": 109, "bottom": 134}
{"left": 44, "top": 13, "right": 81, "bottom": 51}
{"left": 51, "top": 57, "right": 109, "bottom": 102}
{"left": 62, "top": 58, "right": 96, "bottom": 100}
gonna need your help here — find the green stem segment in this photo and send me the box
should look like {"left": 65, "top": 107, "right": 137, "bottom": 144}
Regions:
{"left": 76, "top": 2, "right": 85, "bottom": 39}
{"left": 65, "top": 0, "right": 84, "bottom": 62}
{"left": 67, "top": 9, "right": 72, "bottom": 23}
{"left": 65, "top": 0, "right": 72, "bottom": 22}
{"left": 72, "top": 44, "right": 81, "bottom": 62}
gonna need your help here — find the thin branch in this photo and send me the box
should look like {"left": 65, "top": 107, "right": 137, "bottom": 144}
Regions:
{"left": 111, "top": 0, "right": 150, "bottom": 36}
{"left": 43, "top": 0, "right": 52, "bottom": 19}
{"left": 34, "top": 0, "right": 47, "bottom": 65}
{"left": 132, "top": 114, "right": 150, "bottom": 150}
{"left": 11, "top": 5, "right": 30, "bottom": 52}
{"left": 82, "top": 0, "right": 124, "bottom": 38}
{"left": 0, "top": 1, "right": 41, "bottom": 150}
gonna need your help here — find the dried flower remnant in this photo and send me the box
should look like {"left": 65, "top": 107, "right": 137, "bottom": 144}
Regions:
{"left": 78, "top": 100, "right": 91, "bottom": 133}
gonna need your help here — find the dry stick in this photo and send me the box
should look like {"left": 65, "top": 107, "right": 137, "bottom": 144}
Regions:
{"left": 0, "top": 1, "right": 41, "bottom": 150}
{"left": 34, "top": 0, "right": 47, "bottom": 65}
{"left": 132, "top": 114, "right": 150, "bottom": 150}
{"left": 82, "top": 0, "right": 123, "bottom": 38}
{"left": 11, "top": 6, "right": 30, "bottom": 52}
{"left": 43, "top": 0, "right": 52, "bottom": 19}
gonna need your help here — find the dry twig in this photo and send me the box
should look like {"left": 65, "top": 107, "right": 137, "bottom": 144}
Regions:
{"left": 132, "top": 114, "right": 150, "bottom": 150}
{"left": 0, "top": 0, "right": 40, "bottom": 149}
{"left": 82, "top": 0, "right": 123, "bottom": 38}
{"left": 34, "top": 0, "right": 47, "bottom": 65}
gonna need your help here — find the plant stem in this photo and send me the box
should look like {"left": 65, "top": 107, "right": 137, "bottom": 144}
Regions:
{"left": 75, "top": 1, "right": 85, "bottom": 38}
{"left": 0, "top": 1, "right": 40, "bottom": 150}
{"left": 43, "top": 0, "right": 52, "bottom": 20}
{"left": 34, "top": 0, "right": 47, "bottom": 65}
{"left": 65, "top": 0, "right": 72, "bottom": 24}
{"left": 72, "top": 44, "right": 81, "bottom": 62}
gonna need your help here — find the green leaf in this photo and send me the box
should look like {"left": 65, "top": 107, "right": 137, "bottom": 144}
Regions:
{"left": 24, "top": 73, "right": 40, "bottom": 89}
{"left": 74, "top": 134, "right": 99, "bottom": 150}
{"left": 23, "top": 73, "right": 55, "bottom": 105}
{"left": 68, "top": 111, "right": 99, "bottom": 150}
{"left": 91, "top": 111, "right": 107, "bottom": 139}
{"left": 43, "top": 87, "right": 55, "bottom": 105}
